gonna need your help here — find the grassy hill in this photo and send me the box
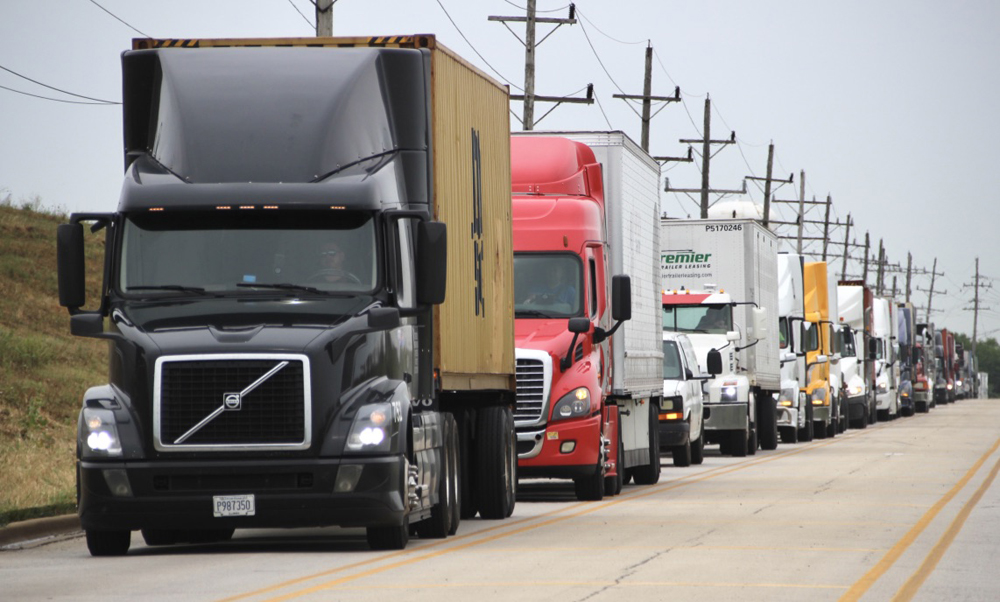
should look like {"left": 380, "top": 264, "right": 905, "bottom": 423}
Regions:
{"left": 0, "top": 204, "right": 107, "bottom": 524}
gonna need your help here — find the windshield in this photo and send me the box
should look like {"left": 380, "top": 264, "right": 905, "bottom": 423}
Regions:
{"left": 663, "top": 340, "right": 683, "bottom": 380}
{"left": 119, "top": 210, "right": 377, "bottom": 295}
{"left": 874, "top": 338, "right": 885, "bottom": 360}
{"left": 514, "top": 253, "right": 583, "bottom": 318}
{"left": 663, "top": 304, "right": 732, "bottom": 334}
{"left": 779, "top": 317, "right": 790, "bottom": 349}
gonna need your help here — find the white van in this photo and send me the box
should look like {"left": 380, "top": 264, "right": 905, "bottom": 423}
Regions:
{"left": 660, "top": 331, "right": 705, "bottom": 466}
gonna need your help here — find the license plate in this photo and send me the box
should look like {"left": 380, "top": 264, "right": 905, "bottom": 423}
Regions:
{"left": 213, "top": 494, "right": 255, "bottom": 517}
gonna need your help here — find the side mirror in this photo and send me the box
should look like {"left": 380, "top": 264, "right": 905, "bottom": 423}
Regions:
{"left": 416, "top": 221, "right": 447, "bottom": 306}
{"left": 611, "top": 275, "right": 631, "bottom": 321}
{"left": 568, "top": 317, "right": 591, "bottom": 334}
{"left": 752, "top": 307, "right": 768, "bottom": 340}
{"left": 367, "top": 307, "right": 401, "bottom": 331}
{"left": 57, "top": 223, "right": 86, "bottom": 309}
{"left": 707, "top": 348, "right": 723, "bottom": 376}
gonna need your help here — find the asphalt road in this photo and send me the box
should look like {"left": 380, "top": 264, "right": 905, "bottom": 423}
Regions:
{"left": 3, "top": 398, "right": 999, "bottom": 602}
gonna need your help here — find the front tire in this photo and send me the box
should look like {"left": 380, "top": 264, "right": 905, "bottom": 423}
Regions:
{"left": 604, "top": 420, "right": 624, "bottom": 495}
{"left": 691, "top": 430, "right": 705, "bottom": 465}
{"left": 367, "top": 518, "right": 409, "bottom": 550}
{"left": 86, "top": 529, "right": 130, "bottom": 557}
{"left": 415, "top": 414, "right": 457, "bottom": 539}
{"left": 632, "top": 404, "right": 662, "bottom": 485}
{"left": 574, "top": 456, "right": 605, "bottom": 501}
{"left": 757, "top": 393, "right": 778, "bottom": 451}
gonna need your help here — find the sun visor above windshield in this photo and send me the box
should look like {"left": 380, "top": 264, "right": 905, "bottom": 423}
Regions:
{"left": 121, "top": 47, "right": 428, "bottom": 184}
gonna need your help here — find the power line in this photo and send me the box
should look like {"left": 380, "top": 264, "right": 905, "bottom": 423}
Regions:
{"left": 285, "top": 0, "right": 314, "bottom": 27}
{"left": 0, "top": 83, "right": 118, "bottom": 105}
{"left": 87, "top": 0, "right": 150, "bottom": 38}
{"left": 593, "top": 87, "right": 614, "bottom": 129}
{"left": 575, "top": 10, "right": 640, "bottom": 118}
{"left": 504, "top": 1, "right": 571, "bottom": 13}
{"left": 0, "top": 64, "right": 118, "bottom": 104}
{"left": 575, "top": 10, "right": 647, "bottom": 45}
{"left": 434, "top": 0, "right": 524, "bottom": 92}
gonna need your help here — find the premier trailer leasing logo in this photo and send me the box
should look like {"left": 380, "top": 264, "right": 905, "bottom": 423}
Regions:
{"left": 661, "top": 249, "right": 713, "bottom": 270}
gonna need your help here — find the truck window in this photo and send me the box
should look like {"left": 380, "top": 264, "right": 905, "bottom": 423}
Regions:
{"left": 119, "top": 210, "right": 377, "bottom": 294}
{"left": 663, "top": 340, "right": 683, "bottom": 380}
{"left": 779, "top": 317, "right": 790, "bottom": 349}
{"left": 802, "top": 322, "right": 819, "bottom": 352}
{"left": 589, "top": 258, "right": 598, "bottom": 317}
{"left": 841, "top": 328, "right": 857, "bottom": 357}
{"left": 663, "top": 304, "right": 732, "bottom": 334}
{"left": 513, "top": 253, "right": 583, "bottom": 318}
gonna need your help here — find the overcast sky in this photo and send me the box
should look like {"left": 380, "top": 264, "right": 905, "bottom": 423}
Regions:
{"left": 2, "top": 0, "right": 998, "bottom": 339}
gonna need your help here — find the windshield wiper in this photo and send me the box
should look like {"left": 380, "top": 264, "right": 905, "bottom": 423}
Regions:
{"left": 236, "top": 282, "right": 352, "bottom": 296}
{"left": 127, "top": 285, "right": 208, "bottom": 295}
{"left": 516, "top": 309, "right": 560, "bottom": 318}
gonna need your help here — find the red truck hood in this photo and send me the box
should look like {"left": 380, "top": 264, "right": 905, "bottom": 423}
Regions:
{"left": 515, "top": 319, "right": 580, "bottom": 353}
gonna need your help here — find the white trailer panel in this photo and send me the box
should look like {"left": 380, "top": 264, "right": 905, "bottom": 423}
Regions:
{"left": 660, "top": 219, "right": 780, "bottom": 391}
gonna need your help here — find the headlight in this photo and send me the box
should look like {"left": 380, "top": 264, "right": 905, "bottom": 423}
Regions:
{"left": 956, "top": 380, "right": 963, "bottom": 387}
{"left": 811, "top": 388, "right": 827, "bottom": 405}
{"left": 660, "top": 396, "right": 682, "bottom": 412}
{"left": 778, "top": 389, "right": 796, "bottom": 407}
{"left": 82, "top": 408, "right": 122, "bottom": 457}
{"left": 721, "top": 385, "right": 738, "bottom": 402}
{"left": 552, "top": 387, "right": 592, "bottom": 421}
{"left": 946, "top": 383, "right": 953, "bottom": 390}
{"left": 345, "top": 402, "right": 400, "bottom": 453}
{"left": 849, "top": 385, "right": 864, "bottom": 396}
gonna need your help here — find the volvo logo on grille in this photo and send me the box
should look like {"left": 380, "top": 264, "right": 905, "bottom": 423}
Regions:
{"left": 223, "top": 392, "right": 242, "bottom": 411}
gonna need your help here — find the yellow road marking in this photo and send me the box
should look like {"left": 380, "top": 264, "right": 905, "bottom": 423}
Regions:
{"left": 321, "top": 579, "right": 848, "bottom": 591}
{"left": 245, "top": 432, "right": 868, "bottom": 600}
{"left": 891, "top": 449, "right": 1000, "bottom": 601}
{"left": 838, "top": 436, "right": 1000, "bottom": 602}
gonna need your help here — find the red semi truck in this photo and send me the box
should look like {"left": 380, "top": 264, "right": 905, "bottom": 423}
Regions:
{"left": 510, "top": 132, "right": 663, "bottom": 501}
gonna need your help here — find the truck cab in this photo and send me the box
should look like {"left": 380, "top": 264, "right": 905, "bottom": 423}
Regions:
{"left": 776, "top": 253, "right": 810, "bottom": 443}
{"left": 913, "top": 322, "right": 936, "bottom": 412}
{"left": 511, "top": 133, "right": 662, "bottom": 502}
{"left": 872, "top": 297, "right": 899, "bottom": 419}
{"left": 838, "top": 281, "right": 876, "bottom": 428}
{"left": 803, "top": 262, "right": 836, "bottom": 438}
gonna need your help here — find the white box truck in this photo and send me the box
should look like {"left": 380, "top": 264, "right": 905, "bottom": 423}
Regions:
{"left": 775, "top": 253, "right": 810, "bottom": 443}
{"left": 660, "top": 218, "right": 780, "bottom": 456}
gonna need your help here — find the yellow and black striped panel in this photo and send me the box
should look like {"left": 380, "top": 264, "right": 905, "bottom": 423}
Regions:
{"left": 132, "top": 35, "right": 436, "bottom": 51}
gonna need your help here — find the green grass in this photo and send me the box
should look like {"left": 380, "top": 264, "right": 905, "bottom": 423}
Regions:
{"left": 0, "top": 204, "right": 107, "bottom": 522}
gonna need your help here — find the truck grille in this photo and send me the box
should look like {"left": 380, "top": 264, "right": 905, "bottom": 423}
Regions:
{"left": 515, "top": 358, "right": 546, "bottom": 422}
{"left": 154, "top": 355, "right": 311, "bottom": 451}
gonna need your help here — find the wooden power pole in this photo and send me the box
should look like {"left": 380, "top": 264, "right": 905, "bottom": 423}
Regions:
{"left": 490, "top": 2, "right": 588, "bottom": 130}
{"left": 315, "top": 0, "right": 333, "bottom": 36}
{"left": 613, "top": 44, "right": 680, "bottom": 152}
{"left": 747, "top": 143, "right": 792, "bottom": 228}
{"left": 841, "top": 213, "right": 852, "bottom": 281}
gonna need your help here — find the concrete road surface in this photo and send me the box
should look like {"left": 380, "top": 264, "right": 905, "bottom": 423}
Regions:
{"left": 3, "top": 398, "right": 999, "bottom": 602}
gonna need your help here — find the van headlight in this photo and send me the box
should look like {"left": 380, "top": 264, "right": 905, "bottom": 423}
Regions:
{"left": 552, "top": 388, "right": 591, "bottom": 421}
{"left": 345, "top": 402, "right": 400, "bottom": 453}
{"left": 81, "top": 408, "right": 123, "bottom": 457}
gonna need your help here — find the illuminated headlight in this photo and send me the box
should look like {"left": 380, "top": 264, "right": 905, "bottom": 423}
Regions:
{"left": 552, "top": 387, "right": 592, "bottom": 421}
{"left": 721, "top": 386, "right": 738, "bottom": 402}
{"left": 901, "top": 391, "right": 910, "bottom": 398}
{"left": 849, "top": 385, "right": 864, "bottom": 396}
{"left": 811, "top": 388, "right": 828, "bottom": 405}
{"left": 913, "top": 382, "right": 928, "bottom": 391}
{"left": 345, "top": 402, "right": 400, "bottom": 453}
{"left": 778, "top": 389, "right": 796, "bottom": 407}
{"left": 82, "top": 408, "right": 122, "bottom": 457}
{"left": 946, "top": 383, "right": 953, "bottom": 390}
{"left": 956, "top": 380, "right": 963, "bottom": 387}
{"left": 877, "top": 383, "right": 888, "bottom": 394}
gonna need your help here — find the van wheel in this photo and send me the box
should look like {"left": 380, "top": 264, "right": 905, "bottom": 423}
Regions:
{"left": 730, "top": 429, "right": 748, "bottom": 457}
{"left": 86, "top": 529, "right": 131, "bottom": 556}
{"left": 673, "top": 439, "right": 692, "bottom": 467}
{"left": 691, "top": 432, "right": 704, "bottom": 464}
{"left": 747, "top": 426, "right": 758, "bottom": 455}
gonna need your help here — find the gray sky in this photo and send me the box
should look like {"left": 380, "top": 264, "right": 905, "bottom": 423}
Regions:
{"left": 2, "top": 0, "right": 998, "bottom": 339}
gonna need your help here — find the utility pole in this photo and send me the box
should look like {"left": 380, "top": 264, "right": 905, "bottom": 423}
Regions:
{"left": 821, "top": 195, "right": 832, "bottom": 261}
{"left": 490, "top": 3, "right": 587, "bottom": 130}
{"left": 746, "top": 143, "right": 792, "bottom": 228}
{"left": 841, "top": 213, "right": 852, "bottom": 281}
{"left": 876, "top": 239, "right": 886, "bottom": 296}
{"left": 797, "top": 172, "right": 806, "bottom": 253}
{"left": 862, "top": 232, "right": 870, "bottom": 285}
{"left": 963, "top": 257, "right": 993, "bottom": 356}
{"left": 926, "top": 257, "right": 938, "bottom": 323}
{"left": 613, "top": 44, "right": 680, "bottom": 152}
{"left": 905, "top": 252, "right": 913, "bottom": 303}
{"left": 892, "top": 276, "right": 898, "bottom": 299}
{"left": 315, "top": 0, "right": 333, "bottom": 36}
{"left": 665, "top": 97, "right": 740, "bottom": 218}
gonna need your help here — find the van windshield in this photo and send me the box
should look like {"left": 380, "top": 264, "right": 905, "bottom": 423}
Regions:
{"left": 663, "top": 304, "right": 732, "bottom": 334}
{"left": 119, "top": 210, "right": 377, "bottom": 295}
